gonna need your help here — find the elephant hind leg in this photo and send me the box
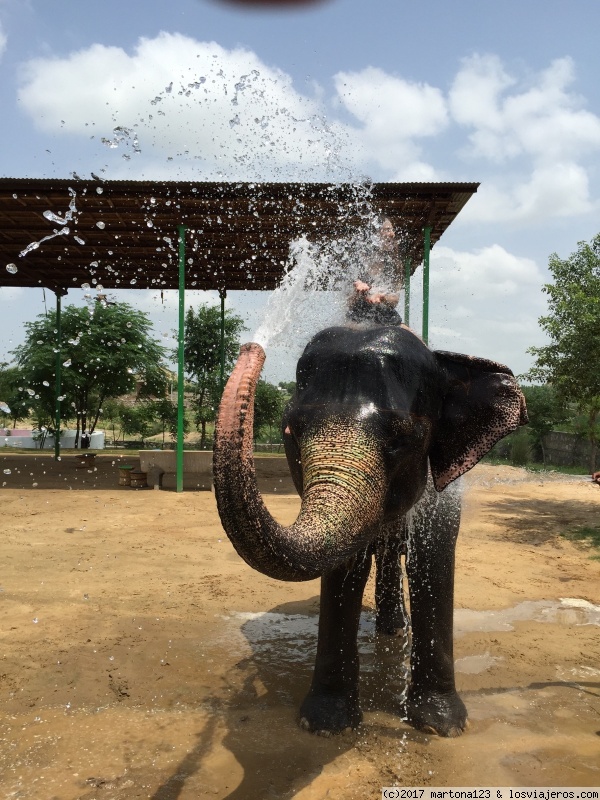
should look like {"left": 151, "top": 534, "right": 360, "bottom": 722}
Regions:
{"left": 375, "top": 520, "right": 409, "bottom": 637}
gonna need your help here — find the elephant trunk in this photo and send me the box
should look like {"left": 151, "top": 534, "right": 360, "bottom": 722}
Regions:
{"left": 213, "top": 343, "right": 387, "bottom": 582}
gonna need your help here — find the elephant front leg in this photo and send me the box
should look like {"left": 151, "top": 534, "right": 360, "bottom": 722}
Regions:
{"left": 299, "top": 548, "right": 372, "bottom": 735}
{"left": 405, "top": 486, "right": 468, "bottom": 737}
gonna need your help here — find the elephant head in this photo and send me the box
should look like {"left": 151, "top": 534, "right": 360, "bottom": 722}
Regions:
{"left": 213, "top": 325, "right": 527, "bottom": 582}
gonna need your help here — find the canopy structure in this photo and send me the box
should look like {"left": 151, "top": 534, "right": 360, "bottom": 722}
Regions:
{"left": 0, "top": 178, "right": 478, "bottom": 489}
{"left": 0, "top": 178, "right": 477, "bottom": 292}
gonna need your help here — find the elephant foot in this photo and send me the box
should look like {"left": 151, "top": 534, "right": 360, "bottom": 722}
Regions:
{"left": 299, "top": 690, "right": 362, "bottom": 735}
{"left": 405, "top": 687, "right": 468, "bottom": 737}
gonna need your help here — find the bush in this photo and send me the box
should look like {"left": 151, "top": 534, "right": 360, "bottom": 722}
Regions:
{"left": 510, "top": 430, "right": 532, "bottom": 466}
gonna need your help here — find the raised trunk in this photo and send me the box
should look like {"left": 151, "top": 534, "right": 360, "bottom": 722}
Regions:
{"left": 213, "top": 343, "right": 387, "bottom": 582}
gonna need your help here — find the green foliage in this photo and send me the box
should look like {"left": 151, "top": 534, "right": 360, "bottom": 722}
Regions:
{"left": 119, "top": 403, "right": 160, "bottom": 444}
{"left": 277, "top": 380, "right": 296, "bottom": 397}
{"left": 149, "top": 397, "right": 188, "bottom": 444}
{"left": 520, "top": 384, "right": 569, "bottom": 463}
{"left": 11, "top": 301, "right": 167, "bottom": 444}
{"left": 0, "top": 363, "right": 33, "bottom": 427}
{"left": 509, "top": 429, "right": 531, "bottom": 466}
{"left": 182, "top": 303, "right": 246, "bottom": 447}
{"left": 526, "top": 234, "right": 600, "bottom": 469}
{"left": 99, "top": 398, "right": 127, "bottom": 443}
{"left": 254, "top": 380, "right": 286, "bottom": 440}
{"left": 561, "top": 525, "right": 600, "bottom": 558}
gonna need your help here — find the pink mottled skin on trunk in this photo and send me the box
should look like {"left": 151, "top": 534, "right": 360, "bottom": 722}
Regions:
{"left": 217, "top": 341, "right": 265, "bottom": 450}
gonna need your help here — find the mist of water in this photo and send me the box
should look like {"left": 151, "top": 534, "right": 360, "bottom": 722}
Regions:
{"left": 252, "top": 215, "right": 407, "bottom": 365}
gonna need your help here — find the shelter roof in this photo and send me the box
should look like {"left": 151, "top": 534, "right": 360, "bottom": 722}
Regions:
{"left": 0, "top": 179, "right": 478, "bottom": 293}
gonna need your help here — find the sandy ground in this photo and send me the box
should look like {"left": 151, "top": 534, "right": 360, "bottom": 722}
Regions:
{"left": 1, "top": 453, "right": 599, "bottom": 798}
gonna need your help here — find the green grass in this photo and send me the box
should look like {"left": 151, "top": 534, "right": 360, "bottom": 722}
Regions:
{"left": 561, "top": 525, "right": 600, "bottom": 559}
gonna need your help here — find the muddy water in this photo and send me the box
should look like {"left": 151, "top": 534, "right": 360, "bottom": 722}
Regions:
{"left": 1, "top": 463, "right": 600, "bottom": 797}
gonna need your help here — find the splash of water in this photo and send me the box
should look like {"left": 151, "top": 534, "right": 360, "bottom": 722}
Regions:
{"left": 19, "top": 188, "right": 79, "bottom": 258}
{"left": 252, "top": 209, "right": 406, "bottom": 362}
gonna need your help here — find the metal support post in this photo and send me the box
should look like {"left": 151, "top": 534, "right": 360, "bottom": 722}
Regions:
{"left": 403, "top": 258, "right": 411, "bottom": 327}
{"left": 54, "top": 291, "right": 63, "bottom": 461}
{"left": 219, "top": 288, "right": 227, "bottom": 394}
{"left": 176, "top": 225, "right": 186, "bottom": 493}
{"left": 422, "top": 226, "right": 432, "bottom": 345}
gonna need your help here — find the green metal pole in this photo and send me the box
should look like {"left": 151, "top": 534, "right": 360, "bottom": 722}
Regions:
{"left": 177, "top": 225, "right": 186, "bottom": 493}
{"left": 219, "top": 288, "right": 226, "bottom": 394}
{"left": 422, "top": 226, "right": 432, "bottom": 345}
{"left": 54, "top": 292, "right": 63, "bottom": 461}
{"left": 403, "top": 258, "right": 411, "bottom": 327}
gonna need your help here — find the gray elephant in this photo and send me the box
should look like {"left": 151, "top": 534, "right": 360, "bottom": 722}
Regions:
{"left": 213, "top": 324, "right": 527, "bottom": 736}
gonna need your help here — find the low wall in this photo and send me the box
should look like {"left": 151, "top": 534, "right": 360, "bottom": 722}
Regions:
{"left": 138, "top": 451, "right": 296, "bottom": 493}
{"left": 1, "top": 429, "right": 105, "bottom": 450}
{"left": 543, "top": 431, "right": 593, "bottom": 468}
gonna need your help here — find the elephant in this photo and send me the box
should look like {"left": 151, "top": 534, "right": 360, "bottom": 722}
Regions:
{"left": 213, "top": 323, "right": 527, "bottom": 737}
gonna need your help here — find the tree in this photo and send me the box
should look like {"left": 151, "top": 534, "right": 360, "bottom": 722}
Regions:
{"left": 183, "top": 303, "right": 246, "bottom": 447}
{"left": 0, "top": 363, "right": 32, "bottom": 428}
{"left": 521, "top": 385, "right": 569, "bottom": 464}
{"left": 12, "top": 301, "right": 167, "bottom": 447}
{"left": 99, "top": 398, "right": 127, "bottom": 444}
{"left": 527, "top": 235, "right": 600, "bottom": 471}
{"left": 119, "top": 403, "right": 159, "bottom": 446}
{"left": 254, "top": 380, "right": 286, "bottom": 442}
{"left": 149, "top": 397, "right": 189, "bottom": 446}
{"left": 277, "top": 381, "right": 296, "bottom": 402}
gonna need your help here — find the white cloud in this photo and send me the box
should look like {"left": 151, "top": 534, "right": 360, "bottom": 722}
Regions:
{"left": 0, "top": 21, "right": 6, "bottom": 59}
{"left": 461, "top": 160, "right": 595, "bottom": 223}
{"left": 426, "top": 244, "right": 547, "bottom": 372}
{"left": 16, "top": 39, "right": 599, "bottom": 224}
{"left": 17, "top": 32, "right": 358, "bottom": 181}
{"left": 333, "top": 66, "right": 447, "bottom": 175}
{"left": 450, "top": 54, "right": 600, "bottom": 164}
{"left": 448, "top": 54, "right": 600, "bottom": 224}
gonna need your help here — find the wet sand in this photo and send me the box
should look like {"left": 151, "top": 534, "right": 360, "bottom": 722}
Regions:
{"left": 1, "top": 456, "right": 599, "bottom": 798}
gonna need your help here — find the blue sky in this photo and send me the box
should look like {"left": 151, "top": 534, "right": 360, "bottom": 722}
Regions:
{"left": 1, "top": 0, "right": 599, "bottom": 383}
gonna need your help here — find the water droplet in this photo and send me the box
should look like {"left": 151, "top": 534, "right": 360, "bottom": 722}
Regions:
{"left": 63, "top": 359, "right": 72, "bottom": 367}
{"left": 81, "top": 282, "right": 90, "bottom": 289}
{"left": 33, "top": 618, "right": 38, "bottom": 624}
{"left": 96, "top": 221, "right": 105, "bottom": 229}
{"left": 3, "top": 469, "right": 11, "bottom": 475}
{"left": 96, "top": 187, "right": 103, "bottom": 194}
{"left": 6, "top": 263, "right": 17, "bottom": 274}
{"left": 42, "top": 381, "right": 50, "bottom": 387}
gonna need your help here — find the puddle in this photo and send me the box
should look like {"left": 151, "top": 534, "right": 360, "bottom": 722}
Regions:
{"left": 224, "top": 597, "right": 600, "bottom": 672}
{"left": 455, "top": 652, "right": 503, "bottom": 674}
{"left": 455, "top": 597, "right": 600, "bottom": 635}
{"left": 222, "top": 611, "right": 409, "bottom": 676}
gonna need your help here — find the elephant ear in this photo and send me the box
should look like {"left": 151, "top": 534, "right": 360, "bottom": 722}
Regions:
{"left": 429, "top": 351, "right": 528, "bottom": 492}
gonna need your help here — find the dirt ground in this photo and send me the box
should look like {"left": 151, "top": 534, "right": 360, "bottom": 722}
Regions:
{"left": 1, "top": 453, "right": 599, "bottom": 799}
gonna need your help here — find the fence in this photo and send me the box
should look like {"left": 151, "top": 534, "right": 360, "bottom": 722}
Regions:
{"left": 542, "top": 431, "right": 594, "bottom": 468}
